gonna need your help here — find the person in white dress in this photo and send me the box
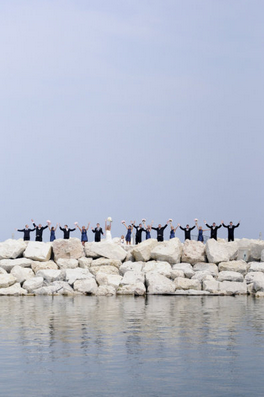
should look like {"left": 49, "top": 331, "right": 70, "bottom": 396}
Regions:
{"left": 105, "top": 218, "right": 112, "bottom": 241}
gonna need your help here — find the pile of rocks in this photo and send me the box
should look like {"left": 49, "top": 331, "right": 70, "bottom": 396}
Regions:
{"left": 0, "top": 237, "right": 264, "bottom": 297}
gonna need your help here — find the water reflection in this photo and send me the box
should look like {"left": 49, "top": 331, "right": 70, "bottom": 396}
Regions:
{"left": 0, "top": 296, "right": 264, "bottom": 396}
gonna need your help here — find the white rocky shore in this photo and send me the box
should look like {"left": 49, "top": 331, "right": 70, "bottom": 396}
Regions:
{"left": 1, "top": 237, "right": 264, "bottom": 297}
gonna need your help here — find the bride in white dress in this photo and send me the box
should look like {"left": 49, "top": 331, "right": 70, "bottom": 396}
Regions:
{"left": 105, "top": 218, "right": 112, "bottom": 241}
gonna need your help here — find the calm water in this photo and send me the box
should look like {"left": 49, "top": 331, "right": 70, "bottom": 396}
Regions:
{"left": 0, "top": 295, "right": 264, "bottom": 397}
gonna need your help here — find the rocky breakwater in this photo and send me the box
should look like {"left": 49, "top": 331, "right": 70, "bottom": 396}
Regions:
{"left": 1, "top": 237, "right": 264, "bottom": 297}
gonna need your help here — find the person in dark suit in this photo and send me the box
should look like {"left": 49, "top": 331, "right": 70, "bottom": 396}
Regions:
{"left": 132, "top": 221, "right": 145, "bottom": 244}
{"left": 92, "top": 223, "right": 104, "bottom": 242}
{"left": 178, "top": 223, "right": 195, "bottom": 240}
{"left": 204, "top": 220, "right": 222, "bottom": 240}
{"left": 152, "top": 221, "right": 169, "bottom": 242}
{"left": 222, "top": 221, "right": 240, "bottom": 241}
{"left": 31, "top": 219, "right": 49, "bottom": 242}
{"left": 16, "top": 224, "right": 35, "bottom": 241}
{"left": 59, "top": 224, "right": 76, "bottom": 239}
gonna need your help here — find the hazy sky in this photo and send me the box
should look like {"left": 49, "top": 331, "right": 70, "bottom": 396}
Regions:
{"left": 0, "top": 0, "right": 263, "bottom": 242}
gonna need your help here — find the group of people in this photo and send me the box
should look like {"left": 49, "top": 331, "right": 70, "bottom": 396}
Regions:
{"left": 16, "top": 218, "right": 241, "bottom": 244}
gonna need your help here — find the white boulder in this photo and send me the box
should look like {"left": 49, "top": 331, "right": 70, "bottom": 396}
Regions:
{"left": 218, "top": 260, "right": 249, "bottom": 275}
{"left": 23, "top": 277, "right": 44, "bottom": 292}
{"left": 174, "top": 277, "right": 201, "bottom": 290}
{"left": 85, "top": 242, "right": 126, "bottom": 261}
{"left": 53, "top": 238, "right": 84, "bottom": 261}
{"left": 73, "top": 278, "right": 98, "bottom": 294}
{"left": 56, "top": 258, "right": 78, "bottom": 269}
{"left": 172, "top": 263, "right": 195, "bottom": 279}
{"left": 0, "top": 258, "right": 33, "bottom": 272}
{"left": 0, "top": 282, "right": 27, "bottom": 295}
{"left": 0, "top": 239, "right": 27, "bottom": 259}
{"left": 146, "top": 272, "right": 175, "bottom": 294}
{"left": 132, "top": 239, "right": 159, "bottom": 262}
{"left": 0, "top": 274, "right": 17, "bottom": 288}
{"left": 36, "top": 269, "right": 64, "bottom": 283}
{"left": 217, "top": 271, "right": 244, "bottom": 282}
{"left": 193, "top": 262, "right": 218, "bottom": 277}
{"left": 24, "top": 242, "right": 52, "bottom": 262}
{"left": 10, "top": 266, "right": 34, "bottom": 284}
{"left": 150, "top": 238, "right": 182, "bottom": 264}
{"left": 182, "top": 240, "right": 206, "bottom": 264}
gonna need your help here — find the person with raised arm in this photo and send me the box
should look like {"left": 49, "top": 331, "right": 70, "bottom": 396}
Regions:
{"left": 195, "top": 219, "right": 209, "bottom": 243}
{"left": 16, "top": 224, "right": 35, "bottom": 241}
{"left": 142, "top": 219, "right": 153, "bottom": 240}
{"left": 178, "top": 221, "right": 196, "bottom": 241}
{"left": 76, "top": 222, "right": 90, "bottom": 246}
{"left": 222, "top": 220, "right": 240, "bottom": 242}
{"left": 168, "top": 219, "right": 178, "bottom": 239}
{"left": 132, "top": 220, "right": 145, "bottom": 244}
{"left": 92, "top": 223, "right": 104, "bottom": 242}
{"left": 204, "top": 220, "right": 222, "bottom": 240}
{"left": 31, "top": 219, "right": 49, "bottom": 242}
{"left": 105, "top": 218, "right": 112, "bottom": 241}
{"left": 152, "top": 220, "right": 169, "bottom": 242}
{"left": 122, "top": 221, "right": 134, "bottom": 245}
{"left": 59, "top": 224, "right": 76, "bottom": 239}
{"left": 48, "top": 221, "right": 58, "bottom": 242}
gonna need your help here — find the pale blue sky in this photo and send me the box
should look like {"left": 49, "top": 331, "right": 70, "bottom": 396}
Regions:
{"left": 0, "top": 0, "right": 263, "bottom": 242}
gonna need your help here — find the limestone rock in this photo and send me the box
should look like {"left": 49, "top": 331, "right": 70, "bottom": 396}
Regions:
{"left": 85, "top": 242, "right": 126, "bottom": 261}
{"left": 0, "top": 273, "right": 17, "bottom": 288}
{"left": 174, "top": 289, "right": 210, "bottom": 296}
{"left": 182, "top": 240, "right": 206, "bottom": 264}
{"left": 131, "top": 239, "right": 159, "bottom": 262}
{"left": 119, "top": 261, "right": 143, "bottom": 275}
{"left": 90, "top": 265, "right": 119, "bottom": 276}
{"left": 0, "top": 282, "right": 27, "bottom": 295}
{"left": 23, "top": 277, "right": 44, "bottom": 292}
{"left": 0, "top": 258, "right": 33, "bottom": 272}
{"left": 73, "top": 278, "right": 98, "bottom": 294}
{"left": 172, "top": 263, "right": 195, "bottom": 279}
{"left": 205, "top": 239, "right": 238, "bottom": 264}
{"left": 174, "top": 277, "right": 201, "bottom": 290}
{"left": 218, "top": 260, "right": 249, "bottom": 275}
{"left": 53, "top": 238, "right": 84, "bottom": 261}
{"left": 95, "top": 273, "right": 122, "bottom": 289}
{"left": 248, "top": 262, "right": 264, "bottom": 273}
{"left": 64, "top": 268, "right": 94, "bottom": 285}
{"left": 219, "top": 281, "right": 247, "bottom": 295}
{"left": 170, "top": 269, "right": 185, "bottom": 280}
{"left": 245, "top": 272, "right": 264, "bottom": 285}
{"left": 193, "top": 262, "right": 218, "bottom": 277}
{"left": 95, "top": 285, "right": 116, "bottom": 296}
{"left": 117, "top": 283, "right": 146, "bottom": 295}
{"left": 192, "top": 271, "right": 214, "bottom": 282}
{"left": 146, "top": 272, "right": 175, "bottom": 294}
{"left": 48, "top": 281, "right": 74, "bottom": 295}
{"left": 261, "top": 250, "right": 264, "bottom": 262}
{"left": 203, "top": 278, "right": 220, "bottom": 293}
{"left": 0, "top": 239, "right": 27, "bottom": 259}
{"left": 121, "top": 271, "right": 145, "bottom": 285}
{"left": 56, "top": 258, "right": 78, "bottom": 269}
{"left": 250, "top": 241, "right": 264, "bottom": 261}
{"left": 78, "top": 257, "right": 93, "bottom": 268}
{"left": 150, "top": 238, "right": 182, "bottom": 264}
{"left": 217, "top": 271, "right": 244, "bottom": 282}
{"left": 33, "top": 285, "right": 59, "bottom": 295}
{"left": 24, "top": 242, "right": 52, "bottom": 262}
{"left": 31, "top": 260, "right": 58, "bottom": 274}
{"left": 36, "top": 269, "right": 64, "bottom": 283}
{"left": 0, "top": 268, "right": 7, "bottom": 275}
{"left": 91, "top": 258, "right": 122, "bottom": 269}
{"left": 10, "top": 266, "right": 34, "bottom": 284}
{"left": 142, "top": 261, "right": 172, "bottom": 278}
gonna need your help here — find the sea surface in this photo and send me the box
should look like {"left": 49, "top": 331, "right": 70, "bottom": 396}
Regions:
{"left": 0, "top": 295, "right": 263, "bottom": 397}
